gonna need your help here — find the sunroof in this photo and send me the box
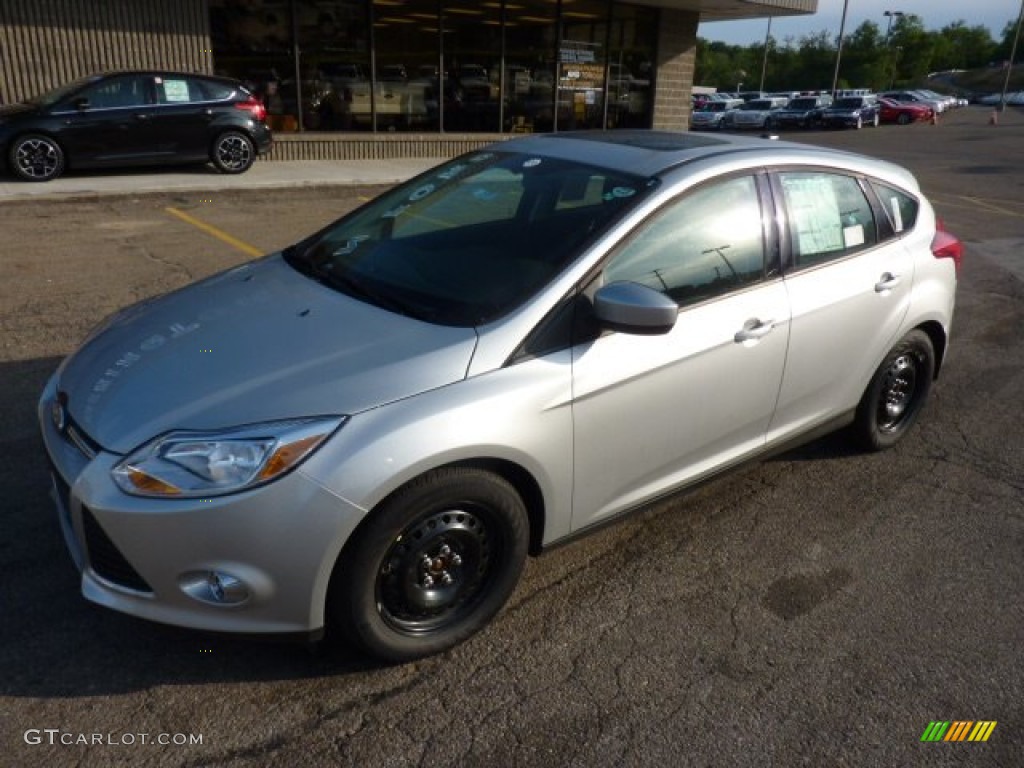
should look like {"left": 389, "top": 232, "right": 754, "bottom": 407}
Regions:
{"left": 546, "top": 131, "right": 727, "bottom": 151}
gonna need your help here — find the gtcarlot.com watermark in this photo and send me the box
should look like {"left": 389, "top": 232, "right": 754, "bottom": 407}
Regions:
{"left": 25, "top": 729, "right": 203, "bottom": 747}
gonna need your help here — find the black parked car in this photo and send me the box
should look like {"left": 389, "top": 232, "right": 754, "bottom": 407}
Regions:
{"left": 819, "top": 96, "right": 880, "bottom": 130}
{"left": 0, "top": 71, "right": 273, "bottom": 182}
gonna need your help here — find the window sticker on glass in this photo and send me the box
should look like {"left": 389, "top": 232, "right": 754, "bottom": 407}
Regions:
{"left": 163, "top": 80, "right": 190, "bottom": 103}
{"left": 843, "top": 224, "right": 865, "bottom": 248}
{"left": 782, "top": 175, "right": 843, "bottom": 256}
{"left": 890, "top": 196, "right": 904, "bottom": 232}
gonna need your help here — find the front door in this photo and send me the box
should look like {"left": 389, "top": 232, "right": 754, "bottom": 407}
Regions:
{"left": 571, "top": 173, "right": 790, "bottom": 530}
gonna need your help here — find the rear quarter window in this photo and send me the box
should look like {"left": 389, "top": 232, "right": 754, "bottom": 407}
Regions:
{"left": 870, "top": 181, "right": 919, "bottom": 235}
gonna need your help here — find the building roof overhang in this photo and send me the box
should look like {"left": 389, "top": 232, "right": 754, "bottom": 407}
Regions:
{"left": 620, "top": 0, "right": 817, "bottom": 22}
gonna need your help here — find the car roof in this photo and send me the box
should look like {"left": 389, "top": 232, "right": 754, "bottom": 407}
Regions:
{"left": 485, "top": 130, "right": 917, "bottom": 190}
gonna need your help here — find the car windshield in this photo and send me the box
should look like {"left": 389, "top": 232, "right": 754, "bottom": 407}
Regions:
{"left": 285, "top": 151, "right": 654, "bottom": 326}
{"left": 743, "top": 100, "right": 773, "bottom": 110}
{"left": 788, "top": 98, "right": 817, "bottom": 109}
{"left": 835, "top": 98, "right": 865, "bottom": 108}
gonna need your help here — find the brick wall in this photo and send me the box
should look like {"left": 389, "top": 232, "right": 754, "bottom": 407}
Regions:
{"left": 652, "top": 8, "right": 700, "bottom": 132}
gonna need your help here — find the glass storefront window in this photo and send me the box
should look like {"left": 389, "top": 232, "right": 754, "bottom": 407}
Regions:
{"left": 607, "top": 3, "right": 655, "bottom": 129}
{"left": 210, "top": 0, "right": 656, "bottom": 134}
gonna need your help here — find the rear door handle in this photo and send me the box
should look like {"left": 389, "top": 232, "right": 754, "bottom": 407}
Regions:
{"left": 875, "top": 272, "right": 901, "bottom": 292}
{"left": 734, "top": 318, "right": 775, "bottom": 343}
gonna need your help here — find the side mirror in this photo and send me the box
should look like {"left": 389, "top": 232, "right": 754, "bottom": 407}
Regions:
{"left": 593, "top": 281, "right": 678, "bottom": 336}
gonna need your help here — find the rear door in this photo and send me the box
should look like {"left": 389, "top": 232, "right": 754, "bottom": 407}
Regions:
{"left": 145, "top": 75, "right": 222, "bottom": 160}
{"left": 767, "top": 169, "right": 915, "bottom": 442}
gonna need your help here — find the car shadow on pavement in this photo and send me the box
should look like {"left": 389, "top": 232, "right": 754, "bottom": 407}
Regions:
{"left": 0, "top": 356, "right": 384, "bottom": 699}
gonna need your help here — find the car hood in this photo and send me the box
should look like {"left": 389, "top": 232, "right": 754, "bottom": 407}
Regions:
{"left": 56, "top": 255, "right": 478, "bottom": 454}
{"left": 0, "top": 102, "right": 40, "bottom": 122}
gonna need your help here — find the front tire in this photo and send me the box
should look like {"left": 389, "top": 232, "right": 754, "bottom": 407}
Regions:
{"left": 853, "top": 330, "right": 935, "bottom": 451}
{"left": 211, "top": 131, "right": 255, "bottom": 174}
{"left": 897, "top": 112, "right": 911, "bottom": 125}
{"left": 329, "top": 467, "right": 529, "bottom": 662}
{"left": 9, "top": 134, "right": 65, "bottom": 181}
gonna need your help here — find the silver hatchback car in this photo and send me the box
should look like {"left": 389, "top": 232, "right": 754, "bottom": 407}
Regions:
{"left": 40, "top": 132, "right": 961, "bottom": 661}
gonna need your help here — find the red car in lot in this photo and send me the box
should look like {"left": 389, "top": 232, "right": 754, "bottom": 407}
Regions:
{"left": 878, "top": 97, "right": 933, "bottom": 125}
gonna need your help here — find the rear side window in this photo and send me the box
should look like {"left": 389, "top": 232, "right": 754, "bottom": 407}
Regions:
{"left": 870, "top": 181, "right": 919, "bottom": 234}
{"left": 778, "top": 172, "right": 877, "bottom": 267}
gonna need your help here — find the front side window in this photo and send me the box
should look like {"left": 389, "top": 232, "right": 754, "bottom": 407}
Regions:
{"left": 286, "top": 151, "right": 653, "bottom": 325}
{"left": 604, "top": 175, "right": 765, "bottom": 306}
{"left": 778, "top": 172, "right": 877, "bottom": 267}
{"left": 78, "top": 75, "right": 151, "bottom": 109}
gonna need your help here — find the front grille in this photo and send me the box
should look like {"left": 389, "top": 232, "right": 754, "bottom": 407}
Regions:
{"left": 81, "top": 507, "right": 153, "bottom": 593}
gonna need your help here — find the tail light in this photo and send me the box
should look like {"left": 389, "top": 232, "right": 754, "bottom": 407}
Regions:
{"left": 931, "top": 219, "right": 963, "bottom": 277}
{"left": 236, "top": 98, "right": 267, "bottom": 123}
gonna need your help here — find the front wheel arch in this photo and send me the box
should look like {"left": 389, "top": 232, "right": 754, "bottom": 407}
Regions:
{"left": 326, "top": 465, "right": 533, "bottom": 661}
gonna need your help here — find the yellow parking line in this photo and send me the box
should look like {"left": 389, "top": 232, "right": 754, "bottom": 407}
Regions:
{"left": 956, "top": 195, "right": 1024, "bottom": 218}
{"left": 165, "top": 207, "right": 264, "bottom": 257}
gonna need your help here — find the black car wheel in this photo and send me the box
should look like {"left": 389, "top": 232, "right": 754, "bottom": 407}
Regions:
{"left": 897, "top": 112, "right": 911, "bottom": 125}
{"left": 211, "top": 131, "right": 255, "bottom": 174}
{"left": 9, "top": 134, "right": 65, "bottom": 182}
{"left": 330, "top": 467, "right": 529, "bottom": 662}
{"left": 853, "top": 330, "right": 935, "bottom": 451}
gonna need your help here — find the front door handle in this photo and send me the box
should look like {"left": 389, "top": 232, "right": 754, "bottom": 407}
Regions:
{"left": 875, "top": 272, "right": 901, "bottom": 293}
{"left": 734, "top": 318, "right": 775, "bottom": 343}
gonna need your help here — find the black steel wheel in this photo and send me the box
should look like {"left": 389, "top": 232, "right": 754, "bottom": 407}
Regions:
{"left": 853, "top": 330, "right": 935, "bottom": 451}
{"left": 330, "top": 467, "right": 529, "bottom": 662}
{"left": 211, "top": 131, "right": 255, "bottom": 174}
{"left": 9, "top": 134, "right": 65, "bottom": 182}
{"left": 897, "top": 112, "right": 911, "bottom": 125}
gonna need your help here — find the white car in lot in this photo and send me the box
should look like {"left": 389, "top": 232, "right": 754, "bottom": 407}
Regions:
{"left": 40, "top": 131, "right": 961, "bottom": 661}
{"left": 723, "top": 97, "right": 788, "bottom": 130}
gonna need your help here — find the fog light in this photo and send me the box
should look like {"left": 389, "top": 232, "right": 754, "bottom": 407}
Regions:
{"left": 180, "top": 570, "right": 250, "bottom": 605}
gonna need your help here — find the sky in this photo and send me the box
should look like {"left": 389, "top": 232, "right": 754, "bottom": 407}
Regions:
{"left": 699, "top": 0, "right": 1021, "bottom": 46}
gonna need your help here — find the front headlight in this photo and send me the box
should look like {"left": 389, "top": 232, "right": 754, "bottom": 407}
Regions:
{"left": 112, "top": 417, "right": 345, "bottom": 498}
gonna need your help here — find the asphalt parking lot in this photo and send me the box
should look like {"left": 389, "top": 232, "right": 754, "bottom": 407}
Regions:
{"left": 1, "top": 107, "right": 1022, "bottom": 767}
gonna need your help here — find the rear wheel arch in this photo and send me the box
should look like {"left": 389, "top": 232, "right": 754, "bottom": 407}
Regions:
{"left": 916, "top": 320, "right": 947, "bottom": 378}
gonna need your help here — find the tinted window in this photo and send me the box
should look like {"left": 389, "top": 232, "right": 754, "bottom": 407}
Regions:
{"left": 78, "top": 75, "right": 151, "bottom": 109}
{"left": 605, "top": 175, "right": 765, "bottom": 306}
{"left": 779, "top": 172, "right": 877, "bottom": 267}
{"left": 871, "top": 181, "right": 919, "bottom": 234}
{"left": 288, "top": 151, "right": 652, "bottom": 325}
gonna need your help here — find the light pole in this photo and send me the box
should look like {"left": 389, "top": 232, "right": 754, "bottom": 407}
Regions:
{"left": 999, "top": 0, "right": 1024, "bottom": 110}
{"left": 830, "top": 0, "right": 850, "bottom": 96}
{"left": 884, "top": 10, "right": 904, "bottom": 89}
{"left": 759, "top": 17, "right": 773, "bottom": 92}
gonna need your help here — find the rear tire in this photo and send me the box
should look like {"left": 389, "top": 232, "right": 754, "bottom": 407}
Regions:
{"left": 853, "top": 330, "right": 935, "bottom": 451}
{"left": 211, "top": 131, "right": 255, "bottom": 174}
{"left": 329, "top": 467, "right": 529, "bottom": 662}
{"left": 9, "top": 134, "right": 65, "bottom": 182}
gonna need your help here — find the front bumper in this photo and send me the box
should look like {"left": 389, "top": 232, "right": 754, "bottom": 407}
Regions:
{"left": 38, "top": 374, "right": 363, "bottom": 636}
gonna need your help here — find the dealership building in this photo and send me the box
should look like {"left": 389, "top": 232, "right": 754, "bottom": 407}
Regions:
{"left": 1, "top": 0, "right": 816, "bottom": 160}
